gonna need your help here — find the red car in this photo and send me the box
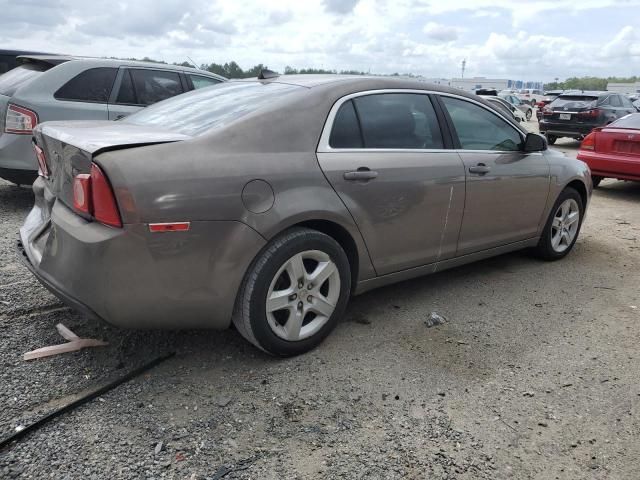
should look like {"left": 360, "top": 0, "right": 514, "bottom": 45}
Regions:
{"left": 577, "top": 113, "right": 640, "bottom": 187}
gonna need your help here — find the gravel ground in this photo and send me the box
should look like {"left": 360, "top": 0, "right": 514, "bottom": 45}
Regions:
{"left": 1, "top": 124, "right": 639, "bottom": 479}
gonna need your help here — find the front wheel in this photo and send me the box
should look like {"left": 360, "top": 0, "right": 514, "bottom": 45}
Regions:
{"left": 533, "top": 187, "right": 584, "bottom": 260}
{"left": 233, "top": 228, "right": 351, "bottom": 356}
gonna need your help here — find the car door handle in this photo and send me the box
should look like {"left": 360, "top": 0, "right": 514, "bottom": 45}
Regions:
{"left": 469, "top": 164, "right": 491, "bottom": 175}
{"left": 344, "top": 168, "right": 378, "bottom": 181}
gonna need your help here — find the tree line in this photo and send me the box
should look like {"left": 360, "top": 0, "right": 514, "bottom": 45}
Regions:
{"left": 116, "top": 57, "right": 637, "bottom": 88}
{"left": 544, "top": 76, "right": 639, "bottom": 91}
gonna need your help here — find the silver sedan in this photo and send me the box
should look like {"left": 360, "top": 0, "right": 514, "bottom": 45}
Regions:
{"left": 20, "top": 75, "right": 592, "bottom": 356}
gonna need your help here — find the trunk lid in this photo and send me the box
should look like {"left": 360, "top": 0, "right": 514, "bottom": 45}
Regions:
{"left": 33, "top": 120, "right": 190, "bottom": 211}
{"left": 596, "top": 128, "right": 640, "bottom": 158}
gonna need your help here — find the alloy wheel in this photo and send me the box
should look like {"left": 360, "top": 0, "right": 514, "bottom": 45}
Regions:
{"left": 550, "top": 199, "right": 580, "bottom": 253}
{"left": 266, "top": 250, "right": 340, "bottom": 341}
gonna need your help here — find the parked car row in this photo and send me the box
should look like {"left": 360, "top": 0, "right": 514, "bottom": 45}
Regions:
{"left": 0, "top": 55, "right": 226, "bottom": 184}
{"left": 16, "top": 75, "right": 591, "bottom": 356}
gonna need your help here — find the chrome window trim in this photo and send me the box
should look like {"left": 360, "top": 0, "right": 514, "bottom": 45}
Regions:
{"left": 317, "top": 89, "right": 525, "bottom": 154}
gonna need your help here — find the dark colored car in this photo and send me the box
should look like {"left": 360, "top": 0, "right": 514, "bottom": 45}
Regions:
{"left": 0, "top": 49, "right": 51, "bottom": 74}
{"left": 577, "top": 113, "right": 640, "bottom": 187}
{"left": 539, "top": 92, "right": 639, "bottom": 144}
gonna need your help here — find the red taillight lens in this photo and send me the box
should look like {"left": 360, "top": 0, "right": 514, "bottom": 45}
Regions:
{"left": 73, "top": 174, "right": 92, "bottom": 214}
{"left": 32, "top": 143, "right": 49, "bottom": 177}
{"left": 581, "top": 132, "right": 596, "bottom": 151}
{"left": 5, "top": 104, "right": 38, "bottom": 134}
{"left": 90, "top": 163, "right": 122, "bottom": 227}
{"left": 578, "top": 108, "right": 600, "bottom": 119}
{"left": 72, "top": 163, "right": 122, "bottom": 228}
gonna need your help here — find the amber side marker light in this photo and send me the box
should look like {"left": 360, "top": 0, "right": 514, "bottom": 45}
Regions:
{"left": 148, "top": 222, "right": 191, "bottom": 233}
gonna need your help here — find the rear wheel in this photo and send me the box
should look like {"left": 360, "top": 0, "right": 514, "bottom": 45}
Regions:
{"left": 545, "top": 134, "right": 557, "bottom": 145}
{"left": 233, "top": 228, "right": 351, "bottom": 356}
{"left": 533, "top": 187, "right": 584, "bottom": 260}
{"left": 592, "top": 175, "right": 603, "bottom": 188}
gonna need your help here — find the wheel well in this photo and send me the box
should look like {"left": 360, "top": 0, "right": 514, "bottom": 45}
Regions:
{"left": 296, "top": 220, "right": 359, "bottom": 290}
{"left": 566, "top": 180, "right": 587, "bottom": 208}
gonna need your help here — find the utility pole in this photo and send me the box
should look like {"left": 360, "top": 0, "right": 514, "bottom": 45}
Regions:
{"left": 461, "top": 58, "right": 466, "bottom": 79}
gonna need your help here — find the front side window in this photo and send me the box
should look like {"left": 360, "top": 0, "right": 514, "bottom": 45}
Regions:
{"left": 609, "top": 95, "right": 623, "bottom": 108}
{"left": 330, "top": 93, "right": 444, "bottom": 149}
{"left": 129, "top": 69, "right": 184, "bottom": 106}
{"left": 441, "top": 96, "right": 523, "bottom": 151}
{"left": 54, "top": 67, "right": 118, "bottom": 103}
{"left": 189, "top": 74, "right": 222, "bottom": 90}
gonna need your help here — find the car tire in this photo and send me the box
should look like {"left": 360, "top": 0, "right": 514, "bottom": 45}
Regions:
{"left": 533, "top": 187, "right": 584, "bottom": 261}
{"left": 232, "top": 227, "right": 351, "bottom": 356}
{"left": 592, "top": 175, "right": 603, "bottom": 188}
{"left": 526, "top": 109, "right": 532, "bottom": 121}
{"left": 545, "top": 134, "right": 557, "bottom": 145}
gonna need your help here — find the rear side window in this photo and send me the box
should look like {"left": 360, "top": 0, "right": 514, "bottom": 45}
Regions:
{"left": 329, "top": 100, "right": 363, "bottom": 148}
{"left": 189, "top": 74, "right": 222, "bottom": 90}
{"left": 0, "top": 64, "right": 46, "bottom": 96}
{"left": 609, "top": 95, "right": 623, "bottom": 107}
{"left": 620, "top": 96, "right": 635, "bottom": 108}
{"left": 0, "top": 54, "right": 14, "bottom": 74}
{"left": 129, "top": 69, "right": 184, "bottom": 106}
{"left": 54, "top": 67, "right": 118, "bottom": 103}
{"left": 115, "top": 69, "right": 137, "bottom": 104}
{"left": 442, "top": 96, "right": 522, "bottom": 151}
{"left": 349, "top": 93, "right": 443, "bottom": 149}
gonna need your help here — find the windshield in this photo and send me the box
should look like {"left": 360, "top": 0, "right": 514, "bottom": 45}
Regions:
{"left": 550, "top": 96, "right": 598, "bottom": 110}
{"left": 610, "top": 114, "right": 640, "bottom": 129}
{"left": 123, "top": 81, "right": 303, "bottom": 136}
{"left": 0, "top": 64, "right": 46, "bottom": 96}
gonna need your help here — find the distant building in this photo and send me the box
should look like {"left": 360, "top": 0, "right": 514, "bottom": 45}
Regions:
{"left": 450, "top": 77, "right": 510, "bottom": 91}
{"left": 607, "top": 82, "right": 640, "bottom": 94}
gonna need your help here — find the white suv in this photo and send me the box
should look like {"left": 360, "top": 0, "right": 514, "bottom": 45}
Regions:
{"left": 517, "top": 89, "right": 544, "bottom": 106}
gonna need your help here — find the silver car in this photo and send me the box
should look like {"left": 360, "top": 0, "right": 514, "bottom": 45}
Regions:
{"left": 19, "top": 75, "right": 592, "bottom": 356}
{"left": 0, "top": 56, "right": 226, "bottom": 184}
{"left": 499, "top": 92, "right": 533, "bottom": 121}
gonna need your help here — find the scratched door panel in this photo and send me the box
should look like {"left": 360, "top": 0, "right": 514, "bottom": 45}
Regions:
{"left": 316, "top": 151, "right": 466, "bottom": 275}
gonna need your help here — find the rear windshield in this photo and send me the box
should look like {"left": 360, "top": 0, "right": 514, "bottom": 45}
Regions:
{"left": 550, "top": 96, "right": 598, "bottom": 109}
{"left": 123, "top": 81, "right": 302, "bottom": 136}
{"left": 0, "top": 64, "right": 46, "bottom": 96}
{"left": 610, "top": 114, "right": 640, "bottom": 129}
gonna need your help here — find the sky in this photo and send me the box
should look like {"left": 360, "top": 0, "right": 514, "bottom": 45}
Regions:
{"left": 2, "top": 0, "right": 640, "bottom": 82}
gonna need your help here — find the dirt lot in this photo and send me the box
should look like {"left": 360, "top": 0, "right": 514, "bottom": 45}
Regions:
{"left": 1, "top": 129, "right": 639, "bottom": 479}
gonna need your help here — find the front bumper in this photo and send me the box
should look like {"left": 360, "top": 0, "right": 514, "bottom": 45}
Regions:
{"left": 19, "top": 181, "right": 267, "bottom": 329}
{"left": 539, "top": 121, "right": 598, "bottom": 138}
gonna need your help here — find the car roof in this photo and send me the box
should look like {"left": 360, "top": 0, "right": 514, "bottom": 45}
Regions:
{"left": 16, "top": 55, "right": 227, "bottom": 79}
{"left": 0, "top": 49, "right": 54, "bottom": 56}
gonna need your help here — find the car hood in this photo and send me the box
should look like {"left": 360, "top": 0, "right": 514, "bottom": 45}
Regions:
{"left": 36, "top": 120, "right": 191, "bottom": 155}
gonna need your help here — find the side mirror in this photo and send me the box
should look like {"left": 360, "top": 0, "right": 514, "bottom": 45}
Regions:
{"left": 523, "top": 132, "right": 547, "bottom": 152}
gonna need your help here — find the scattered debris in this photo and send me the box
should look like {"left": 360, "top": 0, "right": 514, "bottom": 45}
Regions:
{"left": 593, "top": 286, "right": 616, "bottom": 290}
{"left": 538, "top": 422, "right": 548, "bottom": 427}
{"left": 425, "top": 312, "right": 447, "bottom": 328}
{"left": 23, "top": 323, "right": 108, "bottom": 361}
{"left": 0, "top": 352, "right": 175, "bottom": 451}
{"left": 522, "top": 391, "right": 535, "bottom": 397}
{"left": 154, "top": 441, "right": 163, "bottom": 455}
{"left": 217, "top": 397, "right": 232, "bottom": 407}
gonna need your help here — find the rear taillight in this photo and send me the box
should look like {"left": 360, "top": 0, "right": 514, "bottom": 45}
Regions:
{"left": 5, "top": 104, "right": 38, "bottom": 134}
{"left": 72, "top": 163, "right": 122, "bottom": 228}
{"left": 32, "top": 143, "right": 49, "bottom": 177}
{"left": 580, "top": 132, "right": 596, "bottom": 151}
{"left": 542, "top": 106, "right": 553, "bottom": 116}
{"left": 578, "top": 108, "right": 601, "bottom": 119}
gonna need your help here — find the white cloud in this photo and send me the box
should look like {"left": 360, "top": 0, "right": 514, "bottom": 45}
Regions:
{"left": 423, "top": 22, "right": 460, "bottom": 42}
{"left": 2, "top": 0, "right": 640, "bottom": 81}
